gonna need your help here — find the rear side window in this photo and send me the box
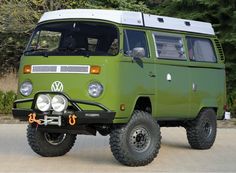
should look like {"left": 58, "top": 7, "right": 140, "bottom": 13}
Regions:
{"left": 153, "top": 32, "right": 186, "bottom": 60}
{"left": 124, "top": 30, "right": 149, "bottom": 57}
{"left": 187, "top": 37, "right": 216, "bottom": 62}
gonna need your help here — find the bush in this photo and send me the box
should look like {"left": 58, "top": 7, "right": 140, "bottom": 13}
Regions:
{"left": 0, "top": 90, "right": 17, "bottom": 114}
{"left": 4, "top": 91, "right": 17, "bottom": 114}
{"left": 228, "top": 92, "right": 236, "bottom": 118}
{"left": 0, "top": 91, "right": 5, "bottom": 113}
{"left": 232, "top": 104, "right": 236, "bottom": 118}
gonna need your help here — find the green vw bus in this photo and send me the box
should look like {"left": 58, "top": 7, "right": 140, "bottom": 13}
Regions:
{"left": 13, "top": 9, "right": 227, "bottom": 166}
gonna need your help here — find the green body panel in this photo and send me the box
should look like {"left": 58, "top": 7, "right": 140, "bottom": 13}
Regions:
{"left": 189, "top": 64, "right": 225, "bottom": 118}
{"left": 154, "top": 61, "right": 191, "bottom": 118}
{"left": 117, "top": 57, "right": 155, "bottom": 120}
{"left": 16, "top": 21, "right": 226, "bottom": 124}
{"left": 17, "top": 55, "right": 124, "bottom": 122}
{"left": 151, "top": 60, "right": 225, "bottom": 119}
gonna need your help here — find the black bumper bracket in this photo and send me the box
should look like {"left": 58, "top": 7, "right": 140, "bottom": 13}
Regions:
{"left": 12, "top": 91, "right": 115, "bottom": 125}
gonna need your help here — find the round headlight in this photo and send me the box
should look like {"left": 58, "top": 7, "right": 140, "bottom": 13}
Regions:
{"left": 88, "top": 82, "right": 103, "bottom": 98}
{"left": 51, "top": 95, "right": 68, "bottom": 112}
{"left": 20, "top": 81, "right": 33, "bottom": 96}
{"left": 36, "top": 95, "right": 51, "bottom": 112}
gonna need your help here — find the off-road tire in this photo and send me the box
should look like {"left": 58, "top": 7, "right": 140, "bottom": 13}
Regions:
{"left": 27, "top": 125, "right": 77, "bottom": 157}
{"left": 186, "top": 109, "right": 217, "bottom": 149}
{"left": 109, "top": 110, "right": 161, "bottom": 166}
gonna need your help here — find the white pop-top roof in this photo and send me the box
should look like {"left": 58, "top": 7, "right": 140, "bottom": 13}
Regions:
{"left": 39, "top": 9, "right": 215, "bottom": 35}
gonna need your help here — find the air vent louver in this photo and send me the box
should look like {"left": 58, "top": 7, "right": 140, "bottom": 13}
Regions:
{"left": 214, "top": 39, "right": 225, "bottom": 61}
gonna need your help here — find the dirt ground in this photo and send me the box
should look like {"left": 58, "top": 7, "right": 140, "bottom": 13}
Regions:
{"left": 0, "top": 124, "right": 236, "bottom": 172}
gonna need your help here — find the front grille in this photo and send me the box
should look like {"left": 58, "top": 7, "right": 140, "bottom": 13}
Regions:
{"left": 60, "top": 66, "right": 89, "bottom": 73}
{"left": 31, "top": 65, "right": 90, "bottom": 74}
{"left": 32, "top": 66, "right": 57, "bottom": 73}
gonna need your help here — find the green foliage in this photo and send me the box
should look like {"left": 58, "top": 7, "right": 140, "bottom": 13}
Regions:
{"left": 0, "top": 33, "right": 29, "bottom": 75}
{"left": 100, "top": 0, "right": 150, "bottom": 12}
{"left": 62, "top": 0, "right": 150, "bottom": 12}
{"left": 0, "top": 91, "right": 17, "bottom": 114}
{"left": 4, "top": 91, "right": 17, "bottom": 114}
{"left": 0, "top": 91, "right": 5, "bottom": 113}
{"left": 227, "top": 92, "right": 236, "bottom": 118}
{"left": 0, "top": 0, "right": 39, "bottom": 33}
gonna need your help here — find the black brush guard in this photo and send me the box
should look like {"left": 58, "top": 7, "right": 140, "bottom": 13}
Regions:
{"left": 12, "top": 91, "right": 116, "bottom": 125}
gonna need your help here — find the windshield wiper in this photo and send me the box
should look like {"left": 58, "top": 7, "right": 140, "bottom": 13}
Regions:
{"left": 58, "top": 48, "right": 91, "bottom": 57}
{"left": 24, "top": 49, "right": 48, "bottom": 57}
{"left": 79, "top": 50, "right": 91, "bottom": 58}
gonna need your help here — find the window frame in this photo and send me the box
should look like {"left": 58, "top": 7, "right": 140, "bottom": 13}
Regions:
{"left": 186, "top": 36, "right": 217, "bottom": 63}
{"left": 152, "top": 32, "right": 187, "bottom": 61}
{"left": 123, "top": 29, "right": 150, "bottom": 58}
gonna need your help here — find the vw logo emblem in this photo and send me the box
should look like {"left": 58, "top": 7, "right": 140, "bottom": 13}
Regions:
{"left": 51, "top": 81, "right": 64, "bottom": 92}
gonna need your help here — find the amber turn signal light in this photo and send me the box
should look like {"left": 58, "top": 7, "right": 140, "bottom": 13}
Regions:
{"left": 120, "top": 104, "right": 125, "bottom": 111}
{"left": 23, "top": 65, "right": 31, "bottom": 74}
{"left": 90, "top": 65, "right": 101, "bottom": 74}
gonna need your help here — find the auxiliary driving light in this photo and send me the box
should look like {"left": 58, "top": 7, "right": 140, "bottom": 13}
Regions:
{"left": 36, "top": 94, "right": 51, "bottom": 112}
{"left": 51, "top": 95, "right": 68, "bottom": 112}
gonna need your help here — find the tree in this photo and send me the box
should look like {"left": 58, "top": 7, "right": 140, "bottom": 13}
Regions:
{"left": 0, "top": 0, "right": 39, "bottom": 33}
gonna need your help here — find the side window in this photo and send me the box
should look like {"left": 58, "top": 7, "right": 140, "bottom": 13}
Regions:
{"left": 153, "top": 33, "right": 186, "bottom": 60}
{"left": 187, "top": 37, "right": 216, "bottom": 63}
{"left": 124, "top": 30, "right": 149, "bottom": 57}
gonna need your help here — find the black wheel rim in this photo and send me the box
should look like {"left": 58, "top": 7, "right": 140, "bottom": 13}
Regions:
{"left": 129, "top": 126, "right": 151, "bottom": 153}
{"left": 44, "top": 133, "right": 66, "bottom": 146}
{"left": 201, "top": 120, "right": 213, "bottom": 138}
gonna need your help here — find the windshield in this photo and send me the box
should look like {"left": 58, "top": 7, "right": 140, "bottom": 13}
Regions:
{"left": 25, "top": 21, "right": 119, "bottom": 56}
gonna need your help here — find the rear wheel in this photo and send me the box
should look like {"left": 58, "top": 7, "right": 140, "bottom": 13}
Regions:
{"left": 109, "top": 110, "right": 161, "bottom": 166}
{"left": 186, "top": 109, "right": 217, "bottom": 149}
{"left": 27, "top": 125, "right": 76, "bottom": 157}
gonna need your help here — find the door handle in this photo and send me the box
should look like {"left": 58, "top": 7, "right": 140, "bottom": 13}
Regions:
{"left": 166, "top": 73, "right": 172, "bottom": 81}
{"left": 192, "top": 83, "right": 197, "bottom": 91}
{"left": 148, "top": 72, "right": 156, "bottom": 78}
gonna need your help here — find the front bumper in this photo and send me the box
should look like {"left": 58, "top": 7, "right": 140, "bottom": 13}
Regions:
{"left": 12, "top": 91, "right": 116, "bottom": 125}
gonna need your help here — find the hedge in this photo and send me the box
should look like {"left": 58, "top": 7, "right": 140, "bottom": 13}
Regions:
{"left": 0, "top": 91, "right": 17, "bottom": 114}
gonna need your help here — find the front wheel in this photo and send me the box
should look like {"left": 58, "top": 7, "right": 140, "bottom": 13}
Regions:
{"left": 186, "top": 109, "right": 217, "bottom": 149}
{"left": 109, "top": 110, "right": 161, "bottom": 166}
{"left": 27, "top": 125, "right": 77, "bottom": 157}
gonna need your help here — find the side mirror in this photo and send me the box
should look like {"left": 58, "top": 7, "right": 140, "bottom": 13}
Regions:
{"left": 132, "top": 47, "right": 145, "bottom": 59}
